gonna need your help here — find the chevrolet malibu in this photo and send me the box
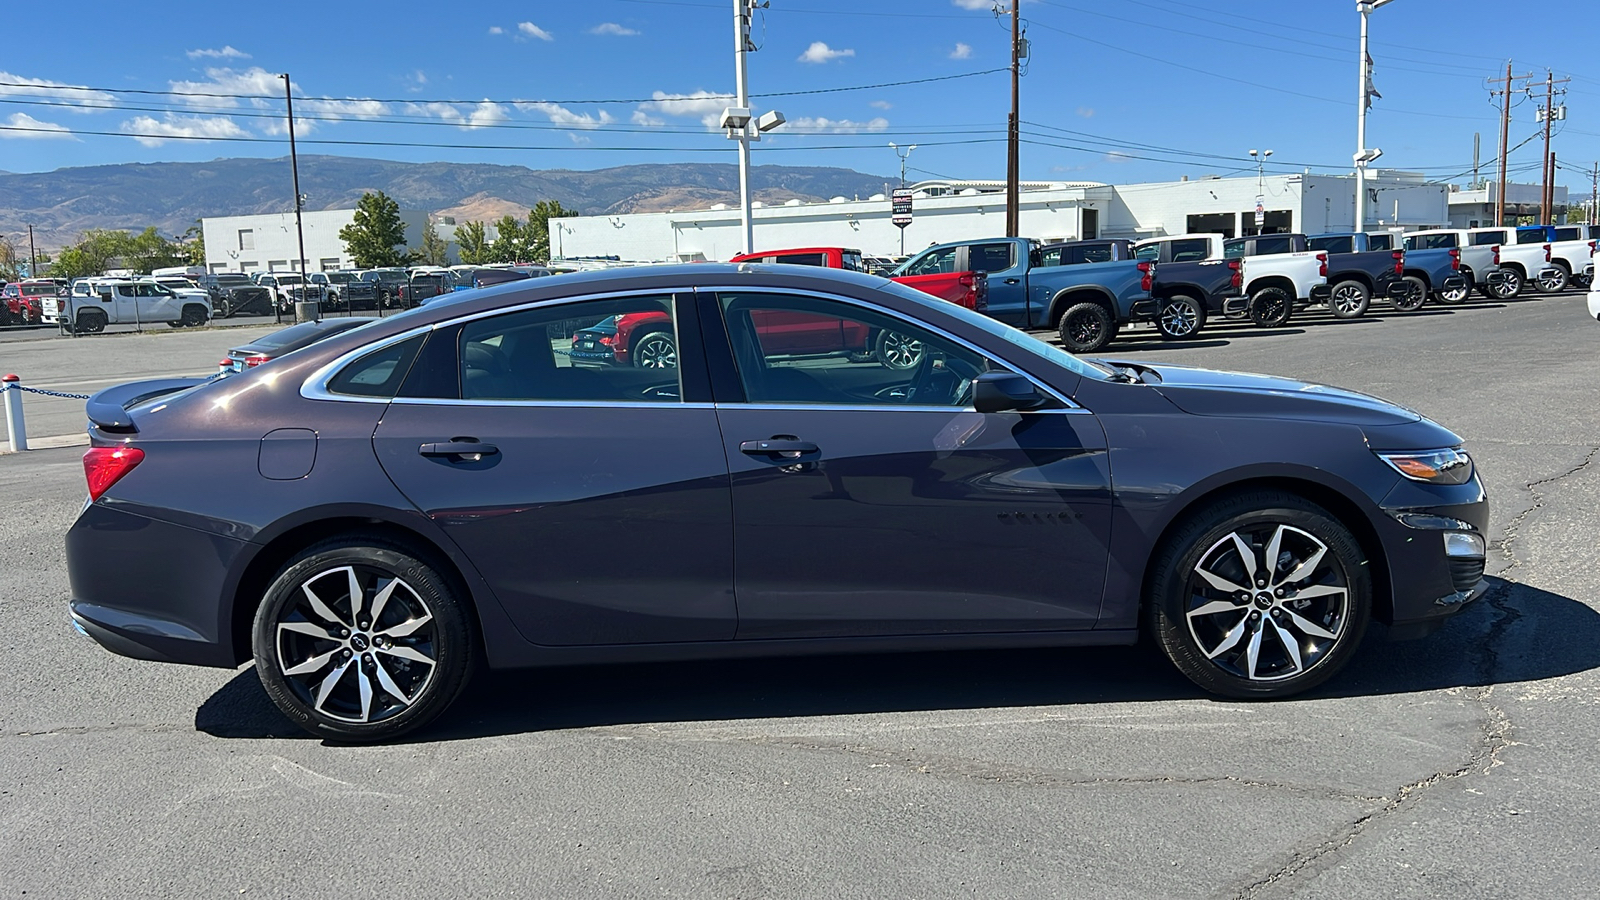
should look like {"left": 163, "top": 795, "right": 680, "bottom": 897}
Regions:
{"left": 67, "top": 264, "right": 1489, "bottom": 742}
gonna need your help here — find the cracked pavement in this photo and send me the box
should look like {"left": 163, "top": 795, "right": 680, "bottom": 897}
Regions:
{"left": 2, "top": 293, "right": 1597, "bottom": 898}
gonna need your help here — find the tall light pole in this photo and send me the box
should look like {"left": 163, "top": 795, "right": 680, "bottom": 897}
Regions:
{"left": 722, "top": 0, "right": 785, "bottom": 256}
{"left": 889, "top": 142, "right": 917, "bottom": 186}
{"left": 1249, "top": 149, "right": 1272, "bottom": 234}
{"left": 282, "top": 73, "right": 308, "bottom": 322}
{"left": 1355, "top": 0, "right": 1395, "bottom": 231}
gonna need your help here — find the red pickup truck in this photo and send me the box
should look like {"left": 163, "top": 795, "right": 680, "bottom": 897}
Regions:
{"left": 728, "top": 246, "right": 988, "bottom": 312}
{"left": 3, "top": 280, "right": 60, "bottom": 326}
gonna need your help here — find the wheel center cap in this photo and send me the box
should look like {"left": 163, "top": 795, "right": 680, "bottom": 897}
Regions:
{"left": 350, "top": 633, "right": 370, "bottom": 651}
{"left": 1254, "top": 592, "right": 1274, "bottom": 610}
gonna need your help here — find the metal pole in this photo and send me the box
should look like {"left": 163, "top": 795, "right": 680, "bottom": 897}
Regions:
{"left": 734, "top": 0, "right": 753, "bottom": 255}
{"left": 1592, "top": 163, "right": 1598, "bottom": 226}
{"left": 1497, "top": 62, "right": 1512, "bottom": 227}
{"left": 1541, "top": 71, "right": 1554, "bottom": 225}
{"left": 283, "top": 73, "right": 309, "bottom": 322}
{"left": 1355, "top": 2, "right": 1369, "bottom": 231}
{"left": 27, "top": 225, "right": 36, "bottom": 277}
{"left": 1005, "top": 1, "right": 1021, "bottom": 238}
{"left": 2, "top": 374, "right": 26, "bottom": 453}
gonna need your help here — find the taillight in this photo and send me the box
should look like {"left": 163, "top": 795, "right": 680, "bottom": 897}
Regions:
{"left": 83, "top": 446, "right": 144, "bottom": 501}
{"left": 1317, "top": 252, "right": 1328, "bottom": 277}
{"left": 1492, "top": 245, "right": 1501, "bottom": 265}
{"left": 1137, "top": 260, "right": 1153, "bottom": 292}
{"left": 244, "top": 354, "right": 270, "bottom": 368}
{"left": 1544, "top": 243, "right": 1552, "bottom": 262}
{"left": 1588, "top": 240, "right": 1597, "bottom": 256}
{"left": 1392, "top": 249, "right": 1404, "bottom": 275}
{"left": 1227, "top": 258, "right": 1243, "bottom": 288}
{"left": 1449, "top": 248, "right": 1460, "bottom": 271}
{"left": 956, "top": 273, "right": 977, "bottom": 310}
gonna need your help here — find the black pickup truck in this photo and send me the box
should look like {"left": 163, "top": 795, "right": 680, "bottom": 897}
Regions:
{"left": 197, "top": 273, "right": 274, "bottom": 318}
{"left": 1125, "top": 240, "right": 1244, "bottom": 339}
{"left": 1305, "top": 233, "right": 1416, "bottom": 317}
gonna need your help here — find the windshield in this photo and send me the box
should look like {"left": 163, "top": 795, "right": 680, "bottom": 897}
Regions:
{"left": 328, "top": 272, "right": 355, "bottom": 284}
{"left": 215, "top": 275, "right": 251, "bottom": 285}
{"left": 276, "top": 275, "right": 304, "bottom": 285}
{"left": 375, "top": 270, "right": 407, "bottom": 283}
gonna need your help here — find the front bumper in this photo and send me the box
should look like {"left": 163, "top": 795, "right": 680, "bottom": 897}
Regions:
{"left": 1376, "top": 474, "right": 1490, "bottom": 638}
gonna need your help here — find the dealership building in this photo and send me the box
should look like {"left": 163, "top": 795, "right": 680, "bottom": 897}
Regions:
{"left": 201, "top": 208, "right": 436, "bottom": 274}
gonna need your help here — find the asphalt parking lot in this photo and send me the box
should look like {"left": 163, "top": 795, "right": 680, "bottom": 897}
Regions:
{"left": 1, "top": 290, "right": 1597, "bottom": 898}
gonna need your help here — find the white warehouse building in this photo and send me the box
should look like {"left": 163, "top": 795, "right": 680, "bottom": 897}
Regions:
{"left": 549, "top": 171, "right": 1460, "bottom": 264}
{"left": 201, "top": 208, "right": 435, "bottom": 274}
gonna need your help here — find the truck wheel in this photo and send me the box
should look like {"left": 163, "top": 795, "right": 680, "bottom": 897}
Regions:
{"left": 1487, "top": 269, "right": 1522, "bottom": 300}
{"left": 181, "top": 306, "right": 208, "bottom": 327}
{"left": 875, "top": 330, "right": 926, "bottom": 370}
{"left": 1436, "top": 280, "right": 1470, "bottom": 304}
{"left": 1535, "top": 265, "right": 1569, "bottom": 293}
{"left": 1392, "top": 276, "right": 1428, "bottom": 312}
{"left": 216, "top": 297, "right": 234, "bottom": 318}
{"left": 1247, "top": 287, "right": 1293, "bottom": 328}
{"left": 1156, "top": 295, "right": 1206, "bottom": 340}
{"left": 1057, "top": 302, "right": 1115, "bottom": 354}
{"left": 78, "top": 311, "right": 107, "bottom": 334}
{"left": 1328, "top": 281, "right": 1369, "bottom": 319}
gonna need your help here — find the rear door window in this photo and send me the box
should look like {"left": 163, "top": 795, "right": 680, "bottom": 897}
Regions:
{"left": 968, "top": 243, "right": 1015, "bottom": 273}
{"left": 774, "top": 253, "right": 828, "bottom": 267}
{"left": 1172, "top": 239, "right": 1213, "bottom": 262}
{"left": 1308, "top": 236, "right": 1353, "bottom": 254}
{"left": 1367, "top": 234, "right": 1393, "bottom": 251}
{"left": 1253, "top": 236, "right": 1294, "bottom": 256}
{"left": 901, "top": 247, "right": 957, "bottom": 276}
{"left": 1516, "top": 229, "right": 1547, "bottom": 244}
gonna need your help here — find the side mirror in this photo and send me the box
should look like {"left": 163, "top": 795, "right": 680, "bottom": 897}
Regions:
{"left": 973, "top": 371, "right": 1050, "bottom": 413}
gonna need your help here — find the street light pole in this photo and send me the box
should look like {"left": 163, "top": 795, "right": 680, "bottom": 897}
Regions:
{"left": 889, "top": 142, "right": 917, "bottom": 187}
{"left": 723, "top": 0, "right": 784, "bottom": 256}
{"left": 282, "top": 73, "right": 309, "bottom": 323}
{"left": 1355, "top": 0, "right": 1395, "bottom": 232}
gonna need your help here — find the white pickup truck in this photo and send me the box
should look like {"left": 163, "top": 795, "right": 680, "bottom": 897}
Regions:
{"left": 1545, "top": 224, "right": 1597, "bottom": 291}
{"left": 1402, "top": 229, "right": 1521, "bottom": 299}
{"left": 45, "top": 280, "right": 213, "bottom": 333}
{"left": 1466, "top": 227, "right": 1559, "bottom": 297}
{"left": 1134, "top": 232, "right": 1329, "bottom": 327}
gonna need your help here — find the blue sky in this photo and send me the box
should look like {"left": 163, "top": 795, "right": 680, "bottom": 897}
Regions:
{"left": 1, "top": 0, "right": 1596, "bottom": 192}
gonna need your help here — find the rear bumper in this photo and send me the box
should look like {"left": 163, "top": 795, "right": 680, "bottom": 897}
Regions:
{"left": 1587, "top": 287, "right": 1600, "bottom": 322}
{"left": 1309, "top": 283, "right": 1333, "bottom": 303}
{"left": 1129, "top": 298, "right": 1158, "bottom": 319}
{"left": 1440, "top": 274, "right": 1467, "bottom": 294}
{"left": 1384, "top": 281, "right": 1413, "bottom": 300}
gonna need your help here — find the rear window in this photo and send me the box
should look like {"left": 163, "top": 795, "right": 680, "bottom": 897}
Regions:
{"left": 1367, "top": 234, "right": 1393, "bottom": 251}
{"left": 1516, "top": 229, "right": 1547, "bottom": 244}
{"left": 1404, "top": 233, "right": 1457, "bottom": 250}
{"left": 254, "top": 321, "right": 344, "bottom": 350}
{"left": 1308, "top": 236, "right": 1353, "bottom": 254}
{"left": 1470, "top": 231, "right": 1501, "bottom": 246}
{"left": 1170, "top": 239, "right": 1211, "bottom": 262}
{"left": 1252, "top": 236, "right": 1294, "bottom": 256}
{"left": 773, "top": 253, "right": 827, "bottom": 266}
{"left": 327, "top": 334, "right": 426, "bottom": 398}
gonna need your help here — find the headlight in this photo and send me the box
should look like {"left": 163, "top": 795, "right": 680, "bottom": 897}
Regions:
{"left": 1377, "top": 448, "right": 1474, "bottom": 485}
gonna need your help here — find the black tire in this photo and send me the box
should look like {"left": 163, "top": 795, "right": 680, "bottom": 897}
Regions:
{"left": 78, "top": 311, "right": 106, "bottom": 334}
{"left": 1155, "top": 294, "right": 1207, "bottom": 340}
{"left": 1146, "top": 490, "right": 1371, "bottom": 699}
{"left": 1392, "top": 276, "right": 1428, "bottom": 312}
{"left": 252, "top": 537, "right": 476, "bottom": 742}
{"left": 1436, "top": 278, "right": 1470, "bottom": 305}
{"left": 1247, "top": 286, "right": 1293, "bottom": 328}
{"left": 166, "top": 320, "right": 182, "bottom": 328}
{"left": 1485, "top": 268, "right": 1522, "bottom": 300}
{"left": 1327, "top": 280, "right": 1369, "bottom": 319}
{"left": 874, "top": 329, "right": 926, "bottom": 370}
{"left": 1534, "top": 264, "right": 1569, "bottom": 293}
{"left": 630, "top": 329, "right": 678, "bottom": 369}
{"left": 181, "top": 305, "right": 207, "bottom": 328}
{"left": 216, "top": 297, "right": 234, "bottom": 319}
{"left": 1057, "top": 301, "right": 1115, "bottom": 354}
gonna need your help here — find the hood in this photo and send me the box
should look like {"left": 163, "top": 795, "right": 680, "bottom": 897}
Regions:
{"left": 1114, "top": 361, "right": 1423, "bottom": 428}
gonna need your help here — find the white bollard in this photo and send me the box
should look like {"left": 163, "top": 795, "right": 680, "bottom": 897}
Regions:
{"left": 3, "top": 374, "right": 27, "bottom": 453}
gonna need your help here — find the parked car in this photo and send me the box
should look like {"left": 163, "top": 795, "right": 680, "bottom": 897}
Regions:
{"left": 217, "top": 317, "right": 379, "bottom": 375}
{"left": 258, "top": 273, "right": 311, "bottom": 312}
{"left": 1400, "top": 229, "right": 1515, "bottom": 300}
{"left": 1459, "top": 227, "right": 1556, "bottom": 298}
{"left": 1134, "top": 233, "right": 1327, "bottom": 329}
{"left": 729, "top": 247, "right": 868, "bottom": 271}
{"left": 892, "top": 237, "right": 1149, "bottom": 353}
{"left": 198, "top": 273, "right": 275, "bottom": 318}
{"left": 730, "top": 246, "right": 989, "bottom": 314}
{"left": 358, "top": 268, "right": 412, "bottom": 308}
{"left": 46, "top": 280, "right": 212, "bottom": 333}
{"left": 143, "top": 276, "right": 213, "bottom": 307}
{"left": 397, "top": 272, "right": 453, "bottom": 306}
{"left": 1304, "top": 233, "right": 1415, "bottom": 317}
{"left": 1520, "top": 225, "right": 1595, "bottom": 291}
{"left": 1397, "top": 232, "right": 1472, "bottom": 305}
{"left": 69, "top": 264, "right": 1490, "bottom": 742}
{"left": 6, "top": 279, "right": 62, "bottom": 325}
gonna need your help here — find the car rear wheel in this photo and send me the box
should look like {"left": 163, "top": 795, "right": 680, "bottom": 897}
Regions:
{"left": 1436, "top": 279, "right": 1470, "bottom": 304}
{"left": 253, "top": 539, "right": 475, "bottom": 742}
{"left": 1247, "top": 286, "right": 1293, "bottom": 328}
{"left": 1155, "top": 294, "right": 1206, "bottom": 340}
{"left": 1536, "top": 265, "right": 1569, "bottom": 293}
{"left": 1393, "top": 276, "right": 1428, "bottom": 312}
{"left": 1328, "top": 281, "right": 1369, "bottom": 319}
{"left": 77, "top": 311, "right": 107, "bottom": 334}
{"left": 1057, "top": 301, "right": 1115, "bottom": 354}
{"left": 631, "top": 330, "right": 678, "bottom": 369}
{"left": 1485, "top": 269, "right": 1522, "bottom": 300}
{"left": 1147, "top": 491, "right": 1371, "bottom": 699}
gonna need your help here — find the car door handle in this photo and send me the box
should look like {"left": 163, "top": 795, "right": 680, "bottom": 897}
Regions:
{"left": 420, "top": 441, "right": 500, "bottom": 459}
{"left": 1004, "top": 277, "right": 1021, "bottom": 284}
{"left": 739, "top": 439, "right": 819, "bottom": 457}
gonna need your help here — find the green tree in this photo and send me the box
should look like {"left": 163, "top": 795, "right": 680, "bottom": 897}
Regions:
{"left": 0, "top": 235, "right": 18, "bottom": 282}
{"left": 338, "top": 191, "right": 418, "bottom": 268}
{"left": 123, "top": 227, "right": 184, "bottom": 274}
{"left": 527, "top": 199, "right": 579, "bottom": 264}
{"left": 49, "top": 230, "right": 133, "bottom": 280}
{"left": 456, "top": 220, "right": 490, "bottom": 264}
{"left": 488, "top": 214, "right": 531, "bottom": 263}
{"left": 420, "top": 219, "right": 450, "bottom": 267}
{"left": 179, "top": 220, "right": 206, "bottom": 267}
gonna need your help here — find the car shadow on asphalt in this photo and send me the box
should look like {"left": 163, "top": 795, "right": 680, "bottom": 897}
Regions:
{"left": 193, "top": 576, "right": 1600, "bottom": 743}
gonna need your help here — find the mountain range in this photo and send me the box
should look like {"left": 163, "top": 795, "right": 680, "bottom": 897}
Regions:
{"left": 0, "top": 156, "right": 896, "bottom": 251}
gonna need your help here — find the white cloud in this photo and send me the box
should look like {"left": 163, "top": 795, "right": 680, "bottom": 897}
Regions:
{"left": 798, "top": 42, "right": 854, "bottom": 64}
{"left": 515, "top": 101, "right": 613, "bottom": 129}
{"left": 404, "top": 101, "right": 509, "bottom": 129}
{"left": 631, "top": 109, "right": 666, "bottom": 127}
{"left": 949, "top": 42, "right": 972, "bottom": 59}
{"left": 869, "top": 100, "right": 892, "bottom": 110}
{"left": 590, "top": 22, "right": 639, "bottom": 36}
{"left": 0, "top": 71, "right": 114, "bottom": 110}
{"left": 517, "top": 22, "right": 554, "bottom": 41}
{"left": 952, "top": 0, "right": 993, "bottom": 9}
{"left": 406, "top": 70, "right": 428, "bottom": 93}
{"left": 1103, "top": 151, "right": 1135, "bottom": 163}
{"left": 165, "top": 68, "right": 388, "bottom": 135}
{"left": 488, "top": 26, "right": 504, "bottom": 35}
{"left": 1076, "top": 106, "right": 1094, "bottom": 118}
{"left": 633, "top": 89, "right": 736, "bottom": 129}
{"left": 1, "top": 112, "right": 76, "bottom": 140}
{"left": 121, "top": 113, "right": 249, "bottom": 147}
{"left": 788, "top": 116, "right": 890, "bottom": 134}
{"left": 186, "top": 46, "right": 249, "bottom": 60}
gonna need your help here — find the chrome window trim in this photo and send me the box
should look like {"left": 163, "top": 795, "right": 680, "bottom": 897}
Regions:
{"left": 718, "top": 403, "right": 1091, "bottom": 415}
{"left": 301, "top": 323, "right": 437, "bottom": 403}
{"left": 391, "top": 398, "right": 711, "bottom": 410}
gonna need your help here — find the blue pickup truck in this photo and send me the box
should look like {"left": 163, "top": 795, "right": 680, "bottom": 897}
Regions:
{"left": 1397, "top": 232, "right": 1472, "bottom": 305}
{"left": 896, "top": 236, "right": 1151, "bottom": 353}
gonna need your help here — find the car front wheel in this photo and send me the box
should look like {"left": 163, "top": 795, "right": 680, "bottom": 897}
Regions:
{"left": 252, "top": 539, "right": 475, "bottom": 742}
{"left": 1147, "top": 491, "right": 1371, "bottom": 699}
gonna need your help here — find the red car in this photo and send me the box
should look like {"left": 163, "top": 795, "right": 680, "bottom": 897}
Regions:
{"left": 3, "top": 280, "right": 60, "bottom": 326}
{"left": 570, "top": 307, "right": 921, "bottom": 371}
{"left": 729, "top": 246, "right": 988, "bottom": 312}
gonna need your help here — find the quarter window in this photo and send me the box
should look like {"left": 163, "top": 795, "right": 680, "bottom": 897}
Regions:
{"left": 717, "top": 292, "right": 994, "bottom": 408}
{"left": 459, "top": 295, "right": 682, "bottom": 403}
{"left": 327, "top": 335, "right": 426, "bottom": 398}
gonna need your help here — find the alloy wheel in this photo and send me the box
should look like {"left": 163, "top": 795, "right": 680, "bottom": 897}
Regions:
{"left": 1536, "top": 267, "right": 1568, "bottom": 293}
{"left": 1331, "top": 283, "right": 1367, "bottom": 317}
{"left": 633, "top": 332, "right": 678, "bottom": 369}
{"left": 1183, "top": 524, "right": 1349, "bottom": 683}
{"left": 1159, "top": 300, "right": 1199, "bottom": 337}
{"left": 274, "top": 565, "right": 438, "bottom": 725}
{"left": 879, "top": 331, "right": 925, "bottom": 370}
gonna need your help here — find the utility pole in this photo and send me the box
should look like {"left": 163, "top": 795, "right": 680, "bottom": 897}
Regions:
{"left": 1004, "top": 0, "right": 1022, "bottom": 238}
{"left": 27, "top": 225, "right": 36, "bottom": 277}
{"left": 723, "top": 0, "right": 784, "bottom": 255}
{"left": 1534, "top": 70, "right": 1570, "bottom": 225}
{"left": 1355, "top": 0, "right": 1395, "bottom": 232}
{"left": 1488, "top": 63, "right": 1534, "bottom": 227}
{"left": 1472, "top": 132, "right": 1480, "bottom": 188}
{"left": 1592, "top": 163, "right": 1598, "bottom": 225}
{"left": 282, "top": 73, "right": 308, "bottom": 322}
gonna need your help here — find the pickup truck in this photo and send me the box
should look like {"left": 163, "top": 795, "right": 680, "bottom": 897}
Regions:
{"left": 730, "top": 246, "right": 990, "bottom": 315}
{"left": 5, "top": 280, "right": 62, "bottom": 326}
{"left": 1305, "top": 232, "right": 1415, "bottom": 317}
{"left": 892, "top": 236, "right": 1150, "bottom": 352}
{"left": 1398, "top": 229, "right": 1516, "bottom": 300}
{"left": 1134, "top": 233, "right": 1326, "bottom": 328}
{"left": 1518, "top": 225, "right": 1596, "bottom": 291}
{"left": 1395, "top": 232, "right": 1472, "bottom": 305}
{"left": 358, "top": 268, "right": 411, "bottom": 308}
{"left": 397, "top": 272, "right": 453, "bottom": 306}
{"left": 1466, "top": 227, "right": 1558, "bottom": 297}
{"left": 46, "top": 280, "right": 212, "bottom": 333}
{"left": 198, "top": 273, "right": 275, "bottom": 318}
{"left": 1040, "top": 238, "right": 1242, "bottom": 340}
